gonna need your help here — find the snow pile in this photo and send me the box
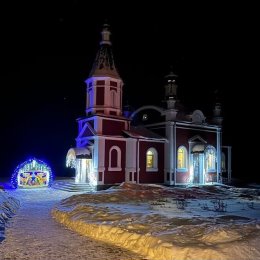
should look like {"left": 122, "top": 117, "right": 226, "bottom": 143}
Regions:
{"left": 52, "top": 183, "right": 260, "bottom": 260}
{"left": 0, "top": 189, "right": 20, "bottom": 242}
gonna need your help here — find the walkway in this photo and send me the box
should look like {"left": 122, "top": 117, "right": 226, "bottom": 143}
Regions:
{"left": 0, "top": 188, "right": 144, "bottom": 260}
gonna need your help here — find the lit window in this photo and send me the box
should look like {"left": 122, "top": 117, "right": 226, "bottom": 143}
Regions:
{"left": 146, "top": 150, "right": 154, "bottom": 168}
{"left": 146, "top": 148, "right": 158, "bottom": 172}
{"left": 177, "top": 146, "right": 187, "bottom": 170}
{"left": 205, "top": 146, "right": 216, "bottom": 172}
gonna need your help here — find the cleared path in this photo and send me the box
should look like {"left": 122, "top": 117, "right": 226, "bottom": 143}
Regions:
{"left": 0, "top": 188, "right": 145, "bottom": 260}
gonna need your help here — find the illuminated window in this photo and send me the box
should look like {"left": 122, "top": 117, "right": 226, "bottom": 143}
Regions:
{"left": 146, "top": 148, "right": 158, "bottom": 172}
{"left": 205, "top": 146, "right": 216, "bottom": 172}
{"left": 108, "top": 146, "right": 121, "bottom": 171}
{"left": 177, "top": 146, "right": 188, "bottom": 171}
{"left": 146, "top": 151, "right": 153, "bottom": 168}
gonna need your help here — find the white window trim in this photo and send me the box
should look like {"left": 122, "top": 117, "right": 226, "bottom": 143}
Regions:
{"left": 108, "top": 146, "right": 122, "bottom": 171}
{"left": 146, "top": 167, "right": 158, "bottom": 172}
{"left": 146, "top": 147, "right": 158, "bottom": 172}
{"left": 177, "top": 146, "right": 188, "bottom": 172}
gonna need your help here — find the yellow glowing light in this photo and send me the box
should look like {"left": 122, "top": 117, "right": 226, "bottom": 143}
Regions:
{"left": 146, "top": 150, "right": 154, "bottom": 168}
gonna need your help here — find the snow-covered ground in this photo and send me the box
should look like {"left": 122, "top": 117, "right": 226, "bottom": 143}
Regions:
{"left": 1, "top": 182, "right": 260, "bottom": 260}
{"left": 52, "top": 183, "right": 260, "bottom": 260}
{"left": 0, "top": 188, "right": 20, "bottom": 243}
{"left": 0, "top": 187, "right": 144, "bottom": 260}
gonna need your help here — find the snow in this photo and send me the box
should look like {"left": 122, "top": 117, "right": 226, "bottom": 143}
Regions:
{"left": 1, "top": 182, "right": 260, "bottom": 260}
{"left": 52, "top": 183, "right": 260, "bottom": 260}
{"left": 0, "top": 188, "right": 20, "bottom": 243}
{"left": 0, "top": 187, "right": 144, "bottom": 260}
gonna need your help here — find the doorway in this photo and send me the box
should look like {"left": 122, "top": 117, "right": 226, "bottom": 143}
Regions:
{"left": 192, "top": 153, "right": 204, "bottom": 184}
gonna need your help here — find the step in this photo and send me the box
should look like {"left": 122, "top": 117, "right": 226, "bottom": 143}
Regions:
{"left": 52, "top": 181, "right": 95, "bottom": 192}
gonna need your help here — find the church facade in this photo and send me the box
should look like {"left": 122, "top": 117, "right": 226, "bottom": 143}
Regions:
{"left": 66, "top": 25, "right": 231, "bottom": 190}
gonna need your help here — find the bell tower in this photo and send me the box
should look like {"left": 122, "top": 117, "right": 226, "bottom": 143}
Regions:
{"left": 85, "top": 24, "right": 123, "bottom": 116}
{"left": 164, "top": 71, "right": 178, "bottom": 109}
{"left": 164, "top": 71, "right": 179, "bottom": 121}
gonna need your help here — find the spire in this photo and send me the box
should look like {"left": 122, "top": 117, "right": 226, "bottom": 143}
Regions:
{"left": 89, "top": 24, "right": 120, "bottom": 79}
{"left": 100, "top": 23, "right": 111, "bottom": 45}
{"left": 212, "top": 89, "right": 223, "bottom": 125}
{"left": 163, "top": 70, "right": 179, "bottom": 120}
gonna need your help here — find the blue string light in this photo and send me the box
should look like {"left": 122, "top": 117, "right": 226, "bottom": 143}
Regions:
{"left": 10, "top": 157, "right": 54, "bottom": 189}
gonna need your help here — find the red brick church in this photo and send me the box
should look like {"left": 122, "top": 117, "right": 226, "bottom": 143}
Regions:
{"left": 66, "top": 24, "right": 231, "bottom": 190}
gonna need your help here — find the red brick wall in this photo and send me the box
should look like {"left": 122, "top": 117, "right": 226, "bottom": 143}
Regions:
{"left": 176, "top": 127, "right": 217, "bottom": 148}
{"left": 104, "top": 139, "right": 126, "bottom": 184}
{"left": 102, "top": 119, "right": 126, "bottom": 135}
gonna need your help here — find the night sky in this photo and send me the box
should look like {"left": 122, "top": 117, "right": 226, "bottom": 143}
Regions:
{"left": 1, "top": 2, "right": 257, "bottom": 182}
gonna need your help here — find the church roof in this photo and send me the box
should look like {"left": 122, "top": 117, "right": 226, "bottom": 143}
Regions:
{"left": 89, "top": 24, "right": 120, "bottom": 79}
{"left": 123, "top": 126, "right": 166, "bottom": 141}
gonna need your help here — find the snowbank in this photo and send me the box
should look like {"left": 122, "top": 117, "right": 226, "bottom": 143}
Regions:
{"left": 52, "top": 183, "right": 260, "bottom": 260}
{"left": 0, "top": 190, "right": 20, "bottom": 242}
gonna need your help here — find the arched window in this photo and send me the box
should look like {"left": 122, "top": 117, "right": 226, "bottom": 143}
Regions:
{"left": 111, "top": 90, "right": 117, "bottom": 107}
{"left": 108, "top": 146, "right": 121, "bottom": 171}
{"left": 177, "top": 146, "right": 188, "bottom": 171}
{"left": 146, "top": 148, "right": 158, "bottom": 172}
{"left": 205, "top": 146, "right": 216, "bottom": 172}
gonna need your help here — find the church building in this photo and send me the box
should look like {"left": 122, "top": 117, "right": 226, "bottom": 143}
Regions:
{"left": 66, "top": 24, "right": 232, "bottom": 190}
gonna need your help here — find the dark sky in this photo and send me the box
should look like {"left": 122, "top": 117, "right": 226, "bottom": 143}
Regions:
{"left": 1, "top": 2, "right": 257, "bottom": 181}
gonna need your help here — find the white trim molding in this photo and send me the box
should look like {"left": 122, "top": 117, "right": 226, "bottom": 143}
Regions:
{"left": 108, "top": 145, "right": 122, "bottom": 171}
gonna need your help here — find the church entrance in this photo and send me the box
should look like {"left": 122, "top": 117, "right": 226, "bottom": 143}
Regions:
{"left": 66, "top": 148, "right": 92, "bottom": 184}
{"left": 75, "top": 159, "right": 92, "bottom": 183}
{"left": 191, "top": 152, "right": 204, "bottom": 184}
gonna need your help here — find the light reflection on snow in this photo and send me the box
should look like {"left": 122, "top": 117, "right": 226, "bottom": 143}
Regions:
{"left": 53, "top": 183, "right": 260, "bottom": 260}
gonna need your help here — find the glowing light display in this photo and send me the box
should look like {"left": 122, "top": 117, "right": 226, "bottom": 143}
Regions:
{"left": 11, "top": 158, "right": 53, "bottom": 188}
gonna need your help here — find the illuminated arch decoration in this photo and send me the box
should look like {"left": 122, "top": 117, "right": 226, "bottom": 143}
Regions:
{"left": 11, "top": 158, "right": 53, "bottom": 189}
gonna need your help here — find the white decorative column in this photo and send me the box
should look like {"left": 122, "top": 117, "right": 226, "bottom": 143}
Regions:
{"left": 227, "top": 146, "right": 232, "bottom": 183}
{"left": 216, "top": 128, "right": 221, "bottom": 183}
{"left": 165, "top": 122, "right": 175, "bottom": 185}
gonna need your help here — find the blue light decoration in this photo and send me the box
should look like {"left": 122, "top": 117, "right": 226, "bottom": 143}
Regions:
{"left": 11, "top": 158, "right": 54, "bottom": 189}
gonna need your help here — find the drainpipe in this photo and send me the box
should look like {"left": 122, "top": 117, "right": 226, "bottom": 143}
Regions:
{"left": 169, "top": 122, "right": 174, "bottom": 185}
{"left": 174, "top": 123, "right": 176, "bottom": 185}
{"left": 227, "top": 146, "right": 232, "bottom": 183}
{"left": 136, "top": 138, "right": 140, "bottom": 184}
{"left": 217, "top": 128, "right": 221, "bottom": 183}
